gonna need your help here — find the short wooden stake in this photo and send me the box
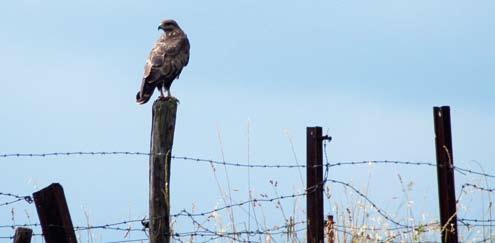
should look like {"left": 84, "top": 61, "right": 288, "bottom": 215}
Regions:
{"left": 33, "top": 183, "right": 76, "bottom": 243}
{"left": 13, "top": 227, "right": 32, "bottom": 243}
{"left": 149, "top": 98, "right": 178, "bottom": 243}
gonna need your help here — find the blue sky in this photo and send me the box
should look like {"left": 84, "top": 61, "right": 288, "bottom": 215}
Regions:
{"left": 1, "top": 0, "right": 494, "bottom": 241}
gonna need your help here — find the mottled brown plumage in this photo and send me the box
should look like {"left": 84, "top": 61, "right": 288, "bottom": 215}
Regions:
{"left": 136, "top": 19, "right": 190, "bottom": 104}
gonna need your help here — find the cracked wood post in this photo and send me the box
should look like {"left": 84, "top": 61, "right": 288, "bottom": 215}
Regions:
{"left": 33, "top": 183, "right": 76, "bottom": 243}
{"left": 433, "top": 106, "right": 458, "bottom": 243}
{"left": 149, "top": 98, "right": 178, "bottom": 243}
{"left": 13, "top": 227, "right": 32, "bottom": 243}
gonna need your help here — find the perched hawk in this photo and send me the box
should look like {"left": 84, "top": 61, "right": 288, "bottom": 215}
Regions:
{"left": 136, "top": 19, "right": 190, "bottom": 104}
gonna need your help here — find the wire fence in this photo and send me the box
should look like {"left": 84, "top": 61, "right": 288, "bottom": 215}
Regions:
{"left": 1, "top": 151, "right": 494, "bottom": 242}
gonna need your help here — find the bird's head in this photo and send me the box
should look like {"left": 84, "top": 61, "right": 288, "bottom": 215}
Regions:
{"left": 158, "top": 19, "right": 180, "bottom": 32}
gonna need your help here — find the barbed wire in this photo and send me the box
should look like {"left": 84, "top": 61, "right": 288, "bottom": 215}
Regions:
{"left": 0, "top": 152, "right": 308, "bottom": 168}
{"left": 459, "top": 218, "right": 495, "bottom": 223}
{"left": 332, "top": 222, "right": 439, "bottom": 232}
{"left": 383, "top": 223, "right": 439, "bottom": 242}
{"left": 174, "top": 211, "right": 306, "bottom": 243}
{"left": 0, "top": 219, "right": 491, "bottom": 242}
{"left": 0, "top": 192, "right": 33, "bottom": 207}
{"left": 457, "top": 182, "right": 495, "bottom": 203}
{"left": 0, "top": 217, "right": 305, "bottom": 242}
{"left": 324, "top": 178, "right": 408, "bottom": 227}
{"left": 0, "top": 232, "right": 42, "bottom": 240}
{"left": 461, "top": 183, "right": 495, "bottom": 192}
{"left": 458, "top": 218, "right": 495, "bottom": 229}
{"left": 6, "top": 221, "right": 479, "bottom": 235}
{"left": 332, "top": 221, "right": 439, "bottom": 242}
{"left": 1, "top": 151, "right": 494, "bottom": 178}
{"left": 171, "top": 190, "right": 308, "bottom": 219}
{"left": 0, "top": 151, "right": 150, "bottom": 158}
{"left": 0, "top": 223, "right": 39, "bottom": 229}
{"left": 454, "top": 167, "right": 495, "bottom": 178}
{"left": 2, "top": 179, "right": 491, "bottom": 235}
{"left": 0, "top": 187, "right": 311, "bottom": 234}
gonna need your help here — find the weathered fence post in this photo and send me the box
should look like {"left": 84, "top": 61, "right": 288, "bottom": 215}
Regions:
{"left": 149, "top": 98, "right": 178, "bottom": 243}
{"left": 33, "top": 183, "right": 76, "bottom": 243}
{"left": 307, "top": 127, "right": 324, "bottom": 243}
{"left": 13, "top": 227, "right": 32, "bottom": 243}
{"left": 433, "top": 106, "right": 458, "bottom": 243}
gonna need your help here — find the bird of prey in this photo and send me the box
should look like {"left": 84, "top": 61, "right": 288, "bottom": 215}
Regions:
{"left": 136, "top": 19, "right": 190, "bottom": 104}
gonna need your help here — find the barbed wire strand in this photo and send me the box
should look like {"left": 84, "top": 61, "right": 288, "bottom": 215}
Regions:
{"left": 1, "top": 151, "right": 493, "bottom": 178}
{"left": 324, "top": 178, "right": 407, "bottom": 227}
{"left": 1, "top": 219, "right": 492, "bottom": 241}
{"left": 461, "top": 183, "right": 495, "bottom": 192}
{"left": 0, "top": 192, "right": 33, "bottom": 207}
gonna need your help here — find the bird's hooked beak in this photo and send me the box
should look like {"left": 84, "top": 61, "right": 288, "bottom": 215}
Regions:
{"left": 158, "top": 25, "right": 164, "bottom": 31}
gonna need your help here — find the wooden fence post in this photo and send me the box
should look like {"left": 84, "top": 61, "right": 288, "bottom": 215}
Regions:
{"left": 307, "top": 127, "right": 324, "bottom": 243}
{"left": 433, "top": 106, "right": 459, "bottom": 243}
{"left": 13, "top": 227, "right": 32, "bottom": 243}
{"left": 149, "top": 98, "right": 178, "bottom": 243}
{"left": 33, "top": 183, "right": 76, "bottom": 243}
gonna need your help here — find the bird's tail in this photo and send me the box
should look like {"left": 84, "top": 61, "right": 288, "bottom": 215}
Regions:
{"left": 136, "top": 80, "right": 155, "bottom": 105}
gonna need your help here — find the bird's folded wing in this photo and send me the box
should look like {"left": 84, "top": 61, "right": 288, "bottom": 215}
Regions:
{"left": 143, "top": 36, "right": 189, "bottom": 82}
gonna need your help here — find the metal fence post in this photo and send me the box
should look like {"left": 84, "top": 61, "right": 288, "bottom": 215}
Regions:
{"left": 307, "top": 127, "right": 324, "bottom": 243}
{"left": 433, "top": 106, "right": 459, "bottom": 243}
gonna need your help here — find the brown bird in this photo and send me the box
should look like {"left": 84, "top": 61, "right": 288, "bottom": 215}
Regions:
{"left": 136, "top": 19, "right": 190, "bottom": 104}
